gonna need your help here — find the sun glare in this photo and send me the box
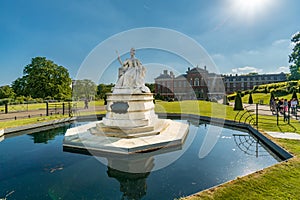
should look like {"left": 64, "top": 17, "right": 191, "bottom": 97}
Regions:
{"left": 228, "top": 0, "right": 274, "bottom": 23}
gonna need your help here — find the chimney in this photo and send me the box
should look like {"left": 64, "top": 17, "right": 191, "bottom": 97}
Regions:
{"left": 163, "top": 70, "right": 168, "bottom": 75}
{"left": 170, "top": 71, "right": 174, "bottom": 78}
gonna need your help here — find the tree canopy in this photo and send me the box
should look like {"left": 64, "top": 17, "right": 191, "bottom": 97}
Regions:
{"left": 289, "top": 31, "right": 300, "bottom": 80}
{"left": 12, "top": 57, "right": 72, "bottom": 100}
{"left": 97, "top": 83, "right": 114, "bottom": 99}
{"left": 0, "top": 85, "right": 15, "bottom": 99}
{"left": 73, "top": 79, "right": 97, "bottom": 100}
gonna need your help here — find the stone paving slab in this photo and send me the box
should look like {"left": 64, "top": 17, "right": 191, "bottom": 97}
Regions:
{"left": 266, "top": 131, "right": 300, "bottom": 140}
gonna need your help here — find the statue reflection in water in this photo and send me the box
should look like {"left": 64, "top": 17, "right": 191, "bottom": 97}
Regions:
{"left": 107, "top": 167, "right": 150, "bottom": 200}
{"left": 63, "top": 145, "right": 182, "bottom": 200}
{"left": 105, "top": 154, "right": 154, "bottom": 200}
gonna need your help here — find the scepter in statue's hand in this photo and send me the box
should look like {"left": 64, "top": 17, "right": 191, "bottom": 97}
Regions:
{"left": 116, "top": 50, "right": 123, "bottom": 66}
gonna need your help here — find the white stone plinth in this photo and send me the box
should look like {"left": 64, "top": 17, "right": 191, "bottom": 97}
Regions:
{"left": 63, "top": 92, "right": 189, "bottom": 155}
{"left": 103, "top": 93, "right": 158, "bottom": 129}
{"left": 63, "top": 119, "right": 189, "bottom": 154}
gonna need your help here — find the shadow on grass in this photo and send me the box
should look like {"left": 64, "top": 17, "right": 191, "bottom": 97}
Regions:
{"left": 278, "top": 123, "right": 296, "bottom": 133}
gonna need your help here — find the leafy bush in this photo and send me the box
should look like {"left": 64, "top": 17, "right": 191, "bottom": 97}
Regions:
{"left": 227, "top": 94, "right": 236, "bottom": 101}
{"left": 244, "top": 90, "right": 250, "bottom": 95}
{"left": 35, "top": 98, "right": 44, "bottom": 103}
{"left": 15, "top": 96, "right": 26, "bottom": 104}
{"left": 273, "top": 88, "right": 289, "bottom": 96}
{"left": 0, "top": 98, "right": 12, "bottom": 106}
{"left": 253, "top": 88, "right": 265, "bottom": 93}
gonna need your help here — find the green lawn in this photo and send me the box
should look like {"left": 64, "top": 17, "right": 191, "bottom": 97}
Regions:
{"left": 154, "top": 100, "right": 300, "bottom": 200}
{"left": 0, "top": 100, "right": 105, "bottom": 129}
{"left": 230, "top": 93, "right": 298, "bottom": 105}
{"left": 155, "top": 100, "right": 300, "bottom": 134}
{"left": 0, "top": 115, "right": 68, "bottom": 129}
{"left": 0, "top": 100, "right": 105, "bottom": 113}
{"left": 1, "top": 100, "right": 300, "bottom": 199}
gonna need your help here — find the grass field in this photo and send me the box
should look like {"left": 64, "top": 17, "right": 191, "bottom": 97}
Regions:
{"left": 0, "top": 100, "right": 105, "bottom": 129}
{"left": 0, "top": 100, "right": 104, "bottom": 113}
{"left": 229, "top": 93, "right": 298, "bottom": 105}
{"left": 154, "top": 100, "right": 300, "bottom": 200}
{"left": 155, "top": 100, "right": 300, "bottom": 134}
{"left": 1, "top": 100, "right": 300, "bottom": 199}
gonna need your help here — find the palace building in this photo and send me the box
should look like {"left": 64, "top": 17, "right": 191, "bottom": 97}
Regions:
{"left": 154, "top": 66, "right": 287, "bottom": 100}
{"left": 223, "top": 73, "right": 287, "bottom": 94}
{"left": 154, "top": 66, "right": 224, "bottom": 100}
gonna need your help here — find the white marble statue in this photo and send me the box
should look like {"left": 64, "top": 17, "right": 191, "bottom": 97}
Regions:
{"left": 113, "top": 48, "right": 150, "bottom": 93}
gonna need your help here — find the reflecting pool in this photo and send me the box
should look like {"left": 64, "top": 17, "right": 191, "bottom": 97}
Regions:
{"left": 0, "top": 120, "right": 281, "bottom": 200}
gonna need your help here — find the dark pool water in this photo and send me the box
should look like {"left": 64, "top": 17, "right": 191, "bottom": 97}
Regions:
{"left": 0, "top": 120, "right": 280, "bottom": 200}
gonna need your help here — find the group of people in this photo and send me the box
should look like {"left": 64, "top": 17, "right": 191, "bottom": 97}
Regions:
{"left": 270, "top": 98, "right": 298, "bottom": 120}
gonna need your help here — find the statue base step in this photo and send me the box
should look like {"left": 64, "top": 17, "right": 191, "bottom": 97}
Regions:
{"left": 63, "top": 119, "right": 189, "bottom": 155}
{"left": 89, "top": 119, "right": 169, "bottom": 138}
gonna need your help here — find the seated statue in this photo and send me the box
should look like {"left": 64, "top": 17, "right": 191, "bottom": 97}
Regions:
{"left": 113, "top": 48, "right": 150, "bottom": 93}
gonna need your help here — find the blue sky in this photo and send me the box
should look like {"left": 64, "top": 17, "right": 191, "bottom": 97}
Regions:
{"left": 0, "top": 0, "right": 299, "bottom": 85}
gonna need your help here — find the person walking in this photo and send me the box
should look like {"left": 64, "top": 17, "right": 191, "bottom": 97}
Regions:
{"left": 283, "top": 99, "right": 289, "bottom": 122}
{"left": 291, "top": 98, "right": 298, "bottom": 114}
{"left": 84, "top": 99, "right": 89, "bottom": 109}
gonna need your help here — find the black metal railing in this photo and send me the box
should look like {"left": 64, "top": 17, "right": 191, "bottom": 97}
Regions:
{"left": 0, "top": 102, "right": 78, "bottom": 121}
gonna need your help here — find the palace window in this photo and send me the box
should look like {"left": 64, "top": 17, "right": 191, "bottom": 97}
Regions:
{"left": 194, "top": 78, "right": 200, "bottom": 86}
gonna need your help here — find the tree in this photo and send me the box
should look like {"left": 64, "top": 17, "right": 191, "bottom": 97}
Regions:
{"left": 246, "top": 72, "right": 258, "bottom": 76}
{"left": 234, "top": 92, "right": 244, "bottom": 110}
{"left": 292, "top": 89, "right": 298, "bottom": 100}
{"left": 248, "top": 93, "right": 253, "bottom": 104}
{"left": 289, "top": 31, "right": 300, "bottom": 80}
{"left": 97, "top": 83, "right": 114, "bottom": 99}
{"left": 145, "top": 83, "right": 155, "bottom": 93}
{"left": 11, "top": 77, "right": 28, "bottom": 97}
{"left": 12, "top": 57, "right": 72, "bottom": 100}
{"left": 73, "top": 79, "right": 97, "bottom": 100}
{"left": 0, "top": 85, "right": 15, "bottom": 99}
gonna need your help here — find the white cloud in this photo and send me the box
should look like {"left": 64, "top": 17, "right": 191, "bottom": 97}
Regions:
{"left": 231, "top": 66, "right": 263, "bottom": 74}
{"left": 272, "top": 39, "right": 289, "bottom": 46}
{"left": 211, "top": 38, "right": 291, "bottom": 74}
{"left": 271, "top": 66, "right": 290, "bottom": 74}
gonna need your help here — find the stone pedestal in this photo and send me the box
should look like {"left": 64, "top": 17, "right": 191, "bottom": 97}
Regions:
{"left": 102, "top": 93, "right": 157, "bottom": 129}
{"left": 87, "top": 92, "right": 165, "bottom": 138}
{"left": 64, "top": 90, "right": 189, "bottom": 155}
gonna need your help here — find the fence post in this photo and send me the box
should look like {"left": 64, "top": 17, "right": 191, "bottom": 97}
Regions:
{"left": 288, "top": 107, "right": 290, "bottom": 124}
{"left": 63, "top": 103, "right": 65, "bottom": 115}
{"left": 46, "top": 102, "right": 49, "bottom": 116}
{"left": 276, "top": 106, "right": 279, "bottom": 125}
{"left": 256, "top": 103, "right": 258, "bottom": 129}
{"left": 68, "top": 102, "right": 71, "bottom": 117}
{"left": 5, "top": 103, "right": 8, "bottom": 114}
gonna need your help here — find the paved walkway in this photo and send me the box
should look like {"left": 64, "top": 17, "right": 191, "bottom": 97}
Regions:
{"left": 265, "top": 131, "right": 300, "bottom": 140}
{"left": 0, "top": 106, "right": 106, "bottom": 122}
{"left": 226, "top": 102, "right": 300, "bottom": 140}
